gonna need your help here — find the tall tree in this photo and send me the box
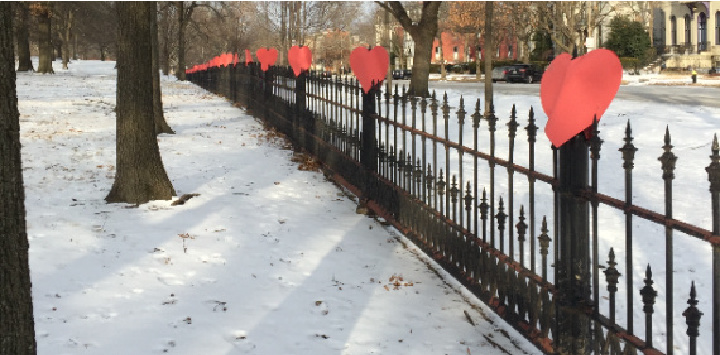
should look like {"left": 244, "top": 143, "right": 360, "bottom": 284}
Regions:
{"left": 159, "top": 3, "right": 174, "bottom": 75}
{"left": 73, "top": 2, "right": 117, "bottom": 61}
{"left": 377, "top": 1, "right": 442, "bottom": 98}
{"left": 605, "top": 16, "right": 651, "bottom": 73}
{"left": 174, "top": 1, "right": 203, "bottom": 81}
{"left": 153, "top": 2, "right": 174, "bottom": 135}
{"left": 56, "top": 3, "right": 75, "bottom": 70}
{"left": 536, "top": 1, "right": 616, "bottom": 56}
{"left": 33, "top": 3, "right": 54, "bottom": 74}
{"left": 14, "top": 2, "right": 33, "bottom": 72}
{"left": 0, "top": 3, "right": 37, "bottom": 354}
{"left": 107, "top": 1, "right": 175, "bottom": 204}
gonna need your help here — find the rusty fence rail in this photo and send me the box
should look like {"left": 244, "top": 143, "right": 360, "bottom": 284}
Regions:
{"left": 187, "top": 63, "right": 719, "bottom": 355}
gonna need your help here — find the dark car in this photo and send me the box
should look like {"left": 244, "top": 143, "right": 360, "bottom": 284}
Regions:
{"left": 392, "top": 69, "right": 412, "bottom": 80}
{"left": 506, "top": 64, "right": 543, "bottom": 83}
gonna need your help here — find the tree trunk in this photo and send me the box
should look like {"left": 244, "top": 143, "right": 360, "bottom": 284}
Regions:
{"left": 72, "top": 32, "right": 77, "bottom": 60}
{"left": 62, "top": 10, "right": 73, "bottom": 70}
{"left": 384, "top": 1, "right": 441, "bottom": 98}
{"left": 175, "top": 1, "right": 186, "bottom": 81}
{"left": 280, "top": 2, "right": 286, "bottom": 65}
{"left": 107, "top": 2, "right": 175, "bottom": 204}
{"left": 409, "top": 29, "right": 434, "bottom": 97}
{"left": 37, "top": 4, "right": 54, "bottom": 74}
{"left": 484, "top": 1, "right": 494, "bottom": 114}
{"left": 152, "top": 4, "right": 174, "bottom": 135}
{"left": 15, "top": 2, "right": 33, "bottom": 72}
{"left": 439, "top": 33, "right": 446, "bottom": 80}
{"left": 383, "top": 8, "right": 392, "bottom": 91}
{"left": 475, "top": 34, "right": 481, "bottom": 80}
{"left": 160, "top": 5, "right": 170, "bottom": 76}
{"left": 0, "top": 3, "right": 37, "bottom": 354}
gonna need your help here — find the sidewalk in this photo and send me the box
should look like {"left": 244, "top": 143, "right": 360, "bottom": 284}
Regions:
{"left": 20, "top": 60, "right": 541, "bottom": 355}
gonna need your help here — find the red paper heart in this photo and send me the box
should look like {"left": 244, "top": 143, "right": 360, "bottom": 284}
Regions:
{"left": 256, "top": 48, "right": 278, "bottom": 72}
{"left": 350, "top": 46, "right": 389, "bottom": 94}
{"left": 541, "top": 49, "right": 622, "bottom": 147}
{"left": 244, "top": 49, "right": 253, "bottom": 66}
{"left": 288, "top": 46, "right": 312, "bottom": 77}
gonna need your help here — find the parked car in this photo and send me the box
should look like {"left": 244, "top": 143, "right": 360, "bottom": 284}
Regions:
{"left": 392, "top": 69, "right": 412, "bottom": 80}
{"left": 506, "top": 64, "right": 543, "bottom": 83}
{"left": 491, "top": 66, "right": 510, "bottom": 83}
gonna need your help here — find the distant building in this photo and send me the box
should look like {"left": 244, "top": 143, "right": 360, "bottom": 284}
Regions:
{"left": 374, "top": 14, "right": 519, "bottom": 70}
{"left": 656, "top": 1, "right": 719, "bottom": 71}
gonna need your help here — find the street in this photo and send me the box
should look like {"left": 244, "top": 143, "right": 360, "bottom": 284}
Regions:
{"left": 420, "top": 80, "right": 720, "bottom": 108}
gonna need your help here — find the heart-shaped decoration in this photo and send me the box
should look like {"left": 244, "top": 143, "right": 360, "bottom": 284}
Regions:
{"left": 350, "top": 46, "right": 389, "bottom": 93}
{"left": 256, "top": 47, "right": 278, "bottom": 72}
{"left": 541, "top": 49, "right": 622, "bottom": 147}
{"left": 288, "top": 45, "right": 312, "bottom": 77}
{"left": 244, "top": 49, "right": 253, "bottom": 66}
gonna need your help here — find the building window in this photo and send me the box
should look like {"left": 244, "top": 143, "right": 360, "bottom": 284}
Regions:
{"left": 452, "top": 46, "right": 458, "bottom": 60}
{"left": 508, "top": 45, "right": 513, "bottom": 59}
{"left": 671, "top": 16, "right": 677, "bottom": 45}
{"left": 685, "top": 14, "right": 691, "bottom": 45}
{"left": 435, "top": 46, "right": 440, "bottom": 59}
{"left": 716, "top": 11, "right": 720, "bottom": 44}
{"left": 699, "top": 12, "right": 707, "bottom": 51}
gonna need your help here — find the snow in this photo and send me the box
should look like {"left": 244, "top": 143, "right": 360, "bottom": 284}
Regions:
{"left": 18, "top": 59, "right": 541, "bottom": 355}
{"left": 16, "top": 59, "right": 718, "bottom": 355}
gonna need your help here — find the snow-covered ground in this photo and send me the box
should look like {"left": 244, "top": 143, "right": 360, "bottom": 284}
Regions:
{"left": 15, "top": 59, "right": 718, "bottom": 355}
{"left": 18, "top": 60, "right": 543, "bottom": 355}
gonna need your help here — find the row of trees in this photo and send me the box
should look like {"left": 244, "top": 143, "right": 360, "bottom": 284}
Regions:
{"left": 3, "top": 1, "right": 179, "bottom": 352}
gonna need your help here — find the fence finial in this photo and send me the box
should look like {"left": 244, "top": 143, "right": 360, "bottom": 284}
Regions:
{"left": 659, "top": 125, "right": 677, "bottom": 181}
{"left": 457, "top": 96, "right": 466, "bottom": 125}
{"left": 508, "top": 104, "right": 519, "bottom": 139}
{"left": 604, "top": 248, "right": 621, "bottom": 323}
{"left": 683, "top": 281, "right": 702, "bottom": 355}
{"left": 472, "top": 98, "right": 482, "bottom": 128}
{"left": 640, "top": 264, "right": 658, "bottom": 347}
{"left": 526, "top": 107, "right": 537, "bottom": 144}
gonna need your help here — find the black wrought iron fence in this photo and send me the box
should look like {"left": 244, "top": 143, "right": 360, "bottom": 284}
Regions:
{"left": 187, "top": 63, "right": 719, "bottom": 355}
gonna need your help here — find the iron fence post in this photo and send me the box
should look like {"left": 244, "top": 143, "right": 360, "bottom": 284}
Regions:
{"left": 294, "top": 70, "right": 307, "bottom": 149}
{"left": 659, "top": 126, "right": 677, "bottom": 354}
{"left": 705, "top": 134, "right": 720, "bottom": 355}
{"left": 361, "top": 85, "right": 377, "bottom": 172}
{"left": 554, "top": 133, "right": 591, "bottom": 354}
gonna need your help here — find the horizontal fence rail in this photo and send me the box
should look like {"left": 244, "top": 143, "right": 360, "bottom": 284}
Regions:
{"left": 187, "top": 63, "right": 719, "bottom": 355}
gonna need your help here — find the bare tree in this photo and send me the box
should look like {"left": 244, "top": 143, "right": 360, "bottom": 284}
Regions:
{"left": 33, "top": 2, "right": 54, "bottom": 73}
{"left": 107, "top": 1, "right": 175, "bottom": 204}
{"left": 153, "top": 3, "right": 174, "bottom": 135}
{"left": 73, "top": 2, "right": 117, "bottom": 60}
{"left": 14, "top": 2, "right": 33, "bottom": 71}
{"left": 55, "top": 2, "right": 75, "bottom": 70}
{"left": 0, "top": 3, "right": 37, "bottom": 354}
{"left": 535, "top": 1, "right": 616, "bottom": 56}
{"left": 377, "top": 1, "right": 442, "bottom": 98}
